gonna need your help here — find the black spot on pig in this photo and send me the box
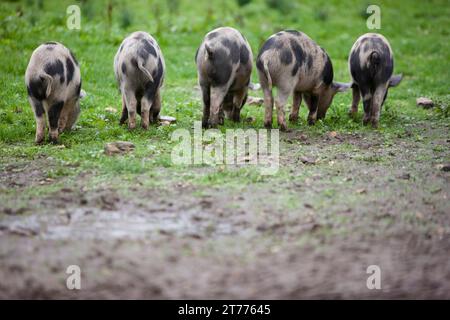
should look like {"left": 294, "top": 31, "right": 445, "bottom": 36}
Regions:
{"left": 75, "top": 81, "right": 81, "bottom": 96}
{"left": 280, "top": 48, "right": 293, "bottom": 65}
{"left": 44, "top": 59, "right": 65, "bottom": 83}
{"left": 134, "top": 33, "right": 144, "bottom": 40}
{"left": 144, "top": 57, "right": 164, "bottom": 101}
{"left": 306, "top": 54, "right": 313, "bottom": 70}
{"left": 48, "top": 101, "right": 64, "bottom": 129}
{"left": 290, "top": 39, "right": 304, "bottom": 76}
{"left": 27, "top": 78, "right": 47, "bottom": 100}
{"left": 130, "top": 57, "right": 139, "bottom": 69}
{"left": 207, "top": 32, "right": 218, "bottom": 39}
{"left": 258, "top": 37, "right": 278, "bottom": 59}
{"left": 66, "top": 57, "right": 75, "bottom": 84}
{"left": 121, "top": 62, "right": 127, "bottom": 74}
{"left": 256, "top": 58, "right": 264, "bottom": 73}
{"left": 119, "top": 44, "right": 124, "bottom": 53}
{"left": 69, "top": 50, "right": 79, "bottom": 66}
{"left": 221, "top": 39, "right": 240, "bottom": 63}
{"left": 285, "top": 30, "right": 300, "bottom": 36}
{"left": 350, "top": 47, "right": 361, "bottom": 78}
{"left": 321, "top": 53, "right": 333, "bottom": 85}
{"left": 46, "top": 46, "right": 55, "bottom": 51}
{"left": 44, "top": 42, "right": 57, "bottom": 45}
{"left": 362, "top": 43, "right": 369, "bottom": 53}
{"left": 240, "top": 45, "right": 250, "bottom": 65}
{"left": 33, "top": 100, "right": 45, "bottom": 117}
{"left": 138, "top": 39, "right": 157, "bottom": 59}
{"left": 208, "top": 48, "right": 232, "bottom": 86}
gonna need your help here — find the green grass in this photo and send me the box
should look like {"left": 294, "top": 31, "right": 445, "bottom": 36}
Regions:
{"left": 0, "top": 0, "right": 449, "bottom": 187}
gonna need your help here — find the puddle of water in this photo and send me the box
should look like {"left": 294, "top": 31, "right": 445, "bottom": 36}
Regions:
{"left": 29, "top": 206, "right": 237, "bottom": 240}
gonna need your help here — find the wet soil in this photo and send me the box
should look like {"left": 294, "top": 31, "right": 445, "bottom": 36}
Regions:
{"left": 0, "top": 122, "right": 449, "bottom": 299}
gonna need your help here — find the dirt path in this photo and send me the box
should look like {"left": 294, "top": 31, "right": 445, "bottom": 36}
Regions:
{"left": 0, "top": 122, "right": 449, "bottom": 299}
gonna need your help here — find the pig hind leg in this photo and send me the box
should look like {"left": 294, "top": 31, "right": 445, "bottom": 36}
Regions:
{"left": 370, "top": 86, "right": 386, "bottom": 128}
{"left": 349, "top": 84, "right": 361, "bottom": 117}
{"left": 360, "top": 88, "right": 372, "bottom": 126}
{"left": 58, "top": 98, "right": 77, "bottom": 133}
{"left": 274, "top": 88, "right": 290, "bottom": 131}
{"left": 201, "top": 85, "right": 211, "bottom": 128}
{"left": 150, "top": 90, "right": 161, "bottom": 124}
{"left": 140, "top": 95, "right": 151, "bottom": 130}
{"left": 123, "top": 89, "right": 138, "bottom": 130}
{"left": 119, "top": 95, "right": 128, "bottom": 125}
{"left": 289, "top": 91, "right": 302, "bottom": 123}
{"left": 263, "top": 87, "right": 274, "bottom": 129}
{"left": 29, "top": 97, "right": 46, "bottom": 144}
{"left": 304, "top": 94, "right": 319, "bottom": 125}
{"left": 209, "top": 86, "right": 227, "bottom": 128}
{"left": 231, "top": 87, "right": 248, "bottom": 122}
{"left": 48, "top": 101, "right": 64, "bottom": 143}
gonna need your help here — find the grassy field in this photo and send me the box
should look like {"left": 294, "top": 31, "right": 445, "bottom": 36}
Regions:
{"left": 0, "top": 0, "right": 449, "bottom": 298}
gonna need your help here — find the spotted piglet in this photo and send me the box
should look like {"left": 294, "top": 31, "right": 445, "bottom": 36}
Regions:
{"left": 25, "top": 42, "right": 82, "bottom": 144}
{"left": 348, "top": 33, "right": 403, "bottom": 128}
{"left": 257, "top": 30, "right": 350, "bottom": 130}
{"left": 196, "top": 27, "right": 253, "bottom": 128}
{"left": 114, "top": 31, "right": 165, "bottom": 130}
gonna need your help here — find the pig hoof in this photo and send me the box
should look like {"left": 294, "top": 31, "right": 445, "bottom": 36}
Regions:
{"left": 307, "top": 119, "right": 316, "bottom": 126}
{"left": 264, "top": 121, "right": 272, "bottom": 129}
{"left": 362, "top": 118, "right": 370, "bottom": 126}
{"left": 141, "top": 123, "right": 149, "bottom": 130}
{"left": 371, "top": 121, "right": 379, "bottom": 129}
{"left": 279, "top": 123, "right": 287, "bottom": 131}
{"left": 128, "top": 123, "right": 136, "bottom": 130}
{"left": 289, "top": 114, "right": 298, "bottom": 123}
{"left": 35, "top": 137, "right": 45, "bottom": 145}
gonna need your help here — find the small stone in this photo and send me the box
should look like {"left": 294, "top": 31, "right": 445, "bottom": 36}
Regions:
{"left": 104, "top": 141, "right": 135, "bottom": 155}
{"left": 398, "top": 173, "right": 411, "bottom": 180}
{"left": 416, "top": 97, "right": 434, "bottom": 109}
{"left": 159, "top": 115, "right": 176, "bottom": 124}
{"left": 299, "top": 156, "right": 317, "bottom": 165}
{"left": 328, "top": 131, "right": 338, "bottom": 138}
{"left": 356, "top": 188, "right": 367, "bottom": 194}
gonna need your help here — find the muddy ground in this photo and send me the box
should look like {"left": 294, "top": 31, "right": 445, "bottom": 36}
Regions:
{"left": 0, "top": 121, "right": 449, "bottom": 299}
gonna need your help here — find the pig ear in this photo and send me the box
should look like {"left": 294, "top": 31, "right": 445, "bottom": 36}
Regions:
{"left": 332, "top": 82, "right": 352, "bottom": 93}
{"left": 388, "top": 74, "right": 403, "bottom": 87}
